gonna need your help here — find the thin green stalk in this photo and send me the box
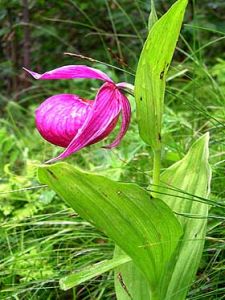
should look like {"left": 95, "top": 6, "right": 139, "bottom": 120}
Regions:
{"left": 152, "top": 148, "right": 161, "bottom": 194}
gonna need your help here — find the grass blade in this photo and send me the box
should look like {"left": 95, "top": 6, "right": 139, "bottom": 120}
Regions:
{"left": 60, "top": 253, "right": 131, "bottom": 290}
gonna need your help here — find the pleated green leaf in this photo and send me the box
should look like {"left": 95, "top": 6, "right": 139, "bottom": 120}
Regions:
{"left": 135, "top": 0, "right": 188, "bottom": 150}
{"left": 38, "top": 163, "right": 182, "bottom": 296}
{"left": 158, "top": 133, "right": 212, "bottom": 300}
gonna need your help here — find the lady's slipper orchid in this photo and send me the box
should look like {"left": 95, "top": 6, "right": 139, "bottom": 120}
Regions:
{"left": 24, "top": 65, "right": 132, "bottom": 163}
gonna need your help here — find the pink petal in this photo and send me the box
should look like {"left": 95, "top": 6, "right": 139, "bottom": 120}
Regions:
{"left": 103, "top": 92, "right": 131, "bottom": 149}
{"left": 89, "top": 115, "right": 119, "bottom": 144}
{"left": 47, "top": 82, "right": 121, "bottom": 163}
{"left": 23, "top": 65, "right": 113, "bottom": 82}
{"left": 35, "top": 94, "right": 92, "bottom": 147}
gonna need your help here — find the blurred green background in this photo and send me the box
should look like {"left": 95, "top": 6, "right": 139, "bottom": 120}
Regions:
{"left": 0, "top": 0, "right": 225, "bottom": 299}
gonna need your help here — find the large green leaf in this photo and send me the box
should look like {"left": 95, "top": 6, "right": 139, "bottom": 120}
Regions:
{"left": 158, "top": 133, "right": 212, "bottom": 299}
{"left": 38, "top": 163, "right": 182, "bottom": 297}
{"left": 135, "top": 0, "right": 188, "bottom": 151}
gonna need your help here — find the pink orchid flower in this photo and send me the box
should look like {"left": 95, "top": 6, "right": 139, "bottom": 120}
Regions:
{"left": 24, "top": 65, "right": 132, "bottom": 163}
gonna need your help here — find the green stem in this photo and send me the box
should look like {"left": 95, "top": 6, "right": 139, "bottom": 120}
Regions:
{"left": 152, "top": 148, "right": 161, "bottom": 194}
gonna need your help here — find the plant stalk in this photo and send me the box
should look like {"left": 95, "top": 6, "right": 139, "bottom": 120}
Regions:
{"left": 152, "top": 148, "right": 161, "bottom": 195}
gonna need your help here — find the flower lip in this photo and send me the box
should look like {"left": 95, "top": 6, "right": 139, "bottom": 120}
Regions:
{"left": 35, "top": 94, "right": 93, "bottom": 148}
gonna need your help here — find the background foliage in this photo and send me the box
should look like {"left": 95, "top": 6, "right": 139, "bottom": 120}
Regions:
{"left": 0, "top": 0, "right": 225, "bottom": 299}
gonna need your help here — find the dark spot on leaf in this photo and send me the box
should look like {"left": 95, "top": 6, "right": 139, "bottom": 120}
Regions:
{"left": 160, "top": 69, "right": 165, "bottom": 80}
{"left": 156, "top": 232, "right": 162, "bottom": 242}
{"left": 68, "top": 213, "right": 79, "bottom": 217}
{"left": 140, "top": 96, "right": 143, "bottom": 101}
{"left": 102, "top": 192, "right": 108, "bottom": 198}
{"left": 95, "top": 238, "right": 107, "bottom": 244}
{"left": 117, "top": 273, "right": 133, "bottom": 299}
{"left": 47, "top": 169, "right": 58, "bottom": 180}
{"left": 158, "top": 133, "right": 161, "bottom": 141}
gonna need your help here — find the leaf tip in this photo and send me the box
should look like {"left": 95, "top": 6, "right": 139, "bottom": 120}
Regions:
{"left": 197, "top": 132, "right": 210, "bottom": 148}
{"left": 59, "top": 277, "right": 68, "bottom": 291}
